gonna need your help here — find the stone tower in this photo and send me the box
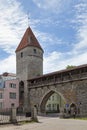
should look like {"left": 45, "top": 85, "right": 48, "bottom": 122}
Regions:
{"left": 15, "top": 27, "right": 43, "bottom": 111}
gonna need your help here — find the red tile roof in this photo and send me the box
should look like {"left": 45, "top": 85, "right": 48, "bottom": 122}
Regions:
{"left": 16, "top": 27, "right": 43, "bottom": 52}
{"left": 2, "top": 72, "right": 16, "bottom": 77}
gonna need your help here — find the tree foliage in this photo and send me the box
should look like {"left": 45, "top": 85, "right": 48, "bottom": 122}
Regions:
{"left": 66, "top": 65, "right": 76, "bottom": 69}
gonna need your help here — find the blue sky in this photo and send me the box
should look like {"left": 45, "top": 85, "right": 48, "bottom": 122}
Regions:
{"left": 0, "top": 0, "right": 87, "bottom": 74}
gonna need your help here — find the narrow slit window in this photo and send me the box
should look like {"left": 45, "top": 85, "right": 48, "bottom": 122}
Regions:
{"left": 33, "top": 49, "right": 37, "bottom": 54}
{"left": 21, "top": 52, "right": 23, "bottom": 58}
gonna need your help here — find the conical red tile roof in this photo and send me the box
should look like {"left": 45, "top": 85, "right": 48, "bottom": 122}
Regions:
{"left": 16, "top": 27, "right": 43, "bottom": 52}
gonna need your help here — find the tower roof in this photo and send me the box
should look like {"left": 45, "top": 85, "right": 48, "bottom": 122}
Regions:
{"left": 16, "top": 27, "right": 43, "bottom": 52}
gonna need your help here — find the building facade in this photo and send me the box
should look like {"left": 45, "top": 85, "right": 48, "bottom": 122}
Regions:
{"left": 0, "top": 72, "right": 19, "bottom": 109}
{"left": 46, "top": 93, "right": 65, "bottom": 113}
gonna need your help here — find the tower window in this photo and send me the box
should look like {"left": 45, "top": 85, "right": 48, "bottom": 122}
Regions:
{"left": 21, "top": 52, "right": 23, "bottom": 58}
{"left": 33, "top": 49, "right": 37, "bottom": 54}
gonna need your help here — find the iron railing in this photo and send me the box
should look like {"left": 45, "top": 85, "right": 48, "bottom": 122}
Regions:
{"left": 0, "top": 108, "right": 11, "bottom": 124}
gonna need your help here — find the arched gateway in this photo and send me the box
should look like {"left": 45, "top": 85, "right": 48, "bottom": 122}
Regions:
{"left": 28, "top": 66, "right": 87, "bottom": 116}
{"left": 40, "top": 90, "right": 66, "bottom": 113}
{"left": 15, "top": 26, "right": 87, "bottom": 117}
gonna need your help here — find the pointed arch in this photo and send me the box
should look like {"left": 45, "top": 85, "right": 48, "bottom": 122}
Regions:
{"left": 40, "top": 90, "right": 66, "bottom": 113}
{"left": 70, "top": 103, "right": 77, "bottom": 109}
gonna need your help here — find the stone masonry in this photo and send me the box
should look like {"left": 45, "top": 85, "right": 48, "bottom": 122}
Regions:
{"left": 16, "top": 26, "right": 87, "bottom": 116}
{"left": 16, "top": 27, "right": 43, "bottom": 112}
{"left": 28, "top": 65, "right": 87, "bottom": 116}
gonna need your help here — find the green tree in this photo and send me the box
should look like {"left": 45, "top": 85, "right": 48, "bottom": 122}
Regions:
{"left": 66, "top": 65, "right": 76, "bottom": 69}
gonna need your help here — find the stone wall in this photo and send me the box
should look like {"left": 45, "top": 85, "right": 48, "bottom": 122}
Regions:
{"left": 76, "top": 80, "right": 87, "bottom": 116}
{"left": 16, "top": 46, "right": 43, "bottom": 81}
{"left": 29, "top": 78, "right": 87, "bottom": 116}
{"left": 16, "top": 45, "right": 43, "bottom": 111}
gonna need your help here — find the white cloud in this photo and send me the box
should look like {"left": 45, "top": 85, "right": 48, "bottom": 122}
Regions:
{"left": 31, "top": 17, "right": 61, "bottom": 27}
{"left": 33, "top": 29, "right": 63, "bottom": 49}
{"left": 33, "top": 0, "right": 71, "bottom": 14}
{"left": 0, "top": 0, "right": 87, "bottom": 75}
{"left": 0, "top": 0, "right": 27, "bottom": 54}
{"left": 43, "top": 51, "right": 62, "bottom": 73}
{"left": 43, "top": 2, "right": 87, "bottom": 74}
{"left": 0, "top": 0, "right": 63, "bottom": 74}
{"left": 73, "top": 2, "right": 87, "bottom": 53}
{"left": 0, "top": 0, "right": 28, "bottom": 74}
{"left": 0, "top": 55, "right": 16, "bottom": 74}
{"left": 43, "top": 50, "right": 87, "bottom": 74}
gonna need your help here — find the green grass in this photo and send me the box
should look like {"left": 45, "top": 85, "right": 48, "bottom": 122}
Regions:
{"left": 75, "top": 117, "right": 87, "bottom": 120}
{"left": 18, "top": 120, "right": 38, "bottom": 125}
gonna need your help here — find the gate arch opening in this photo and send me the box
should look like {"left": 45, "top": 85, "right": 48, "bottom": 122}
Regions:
{"left": 40, "top": 90, "right": 66, "bottom": 114}
{"left": 70, "top": 103, "right": 77, "bottom": 115}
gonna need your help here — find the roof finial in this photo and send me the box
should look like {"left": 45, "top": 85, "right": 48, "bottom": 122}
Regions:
{"left": 27, "top": 12, "right": 30, "bottom": 28}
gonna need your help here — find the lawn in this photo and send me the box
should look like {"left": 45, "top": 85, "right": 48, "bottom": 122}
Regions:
{"left": 76, "top": 117, "right": 87, "bottom": 120}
